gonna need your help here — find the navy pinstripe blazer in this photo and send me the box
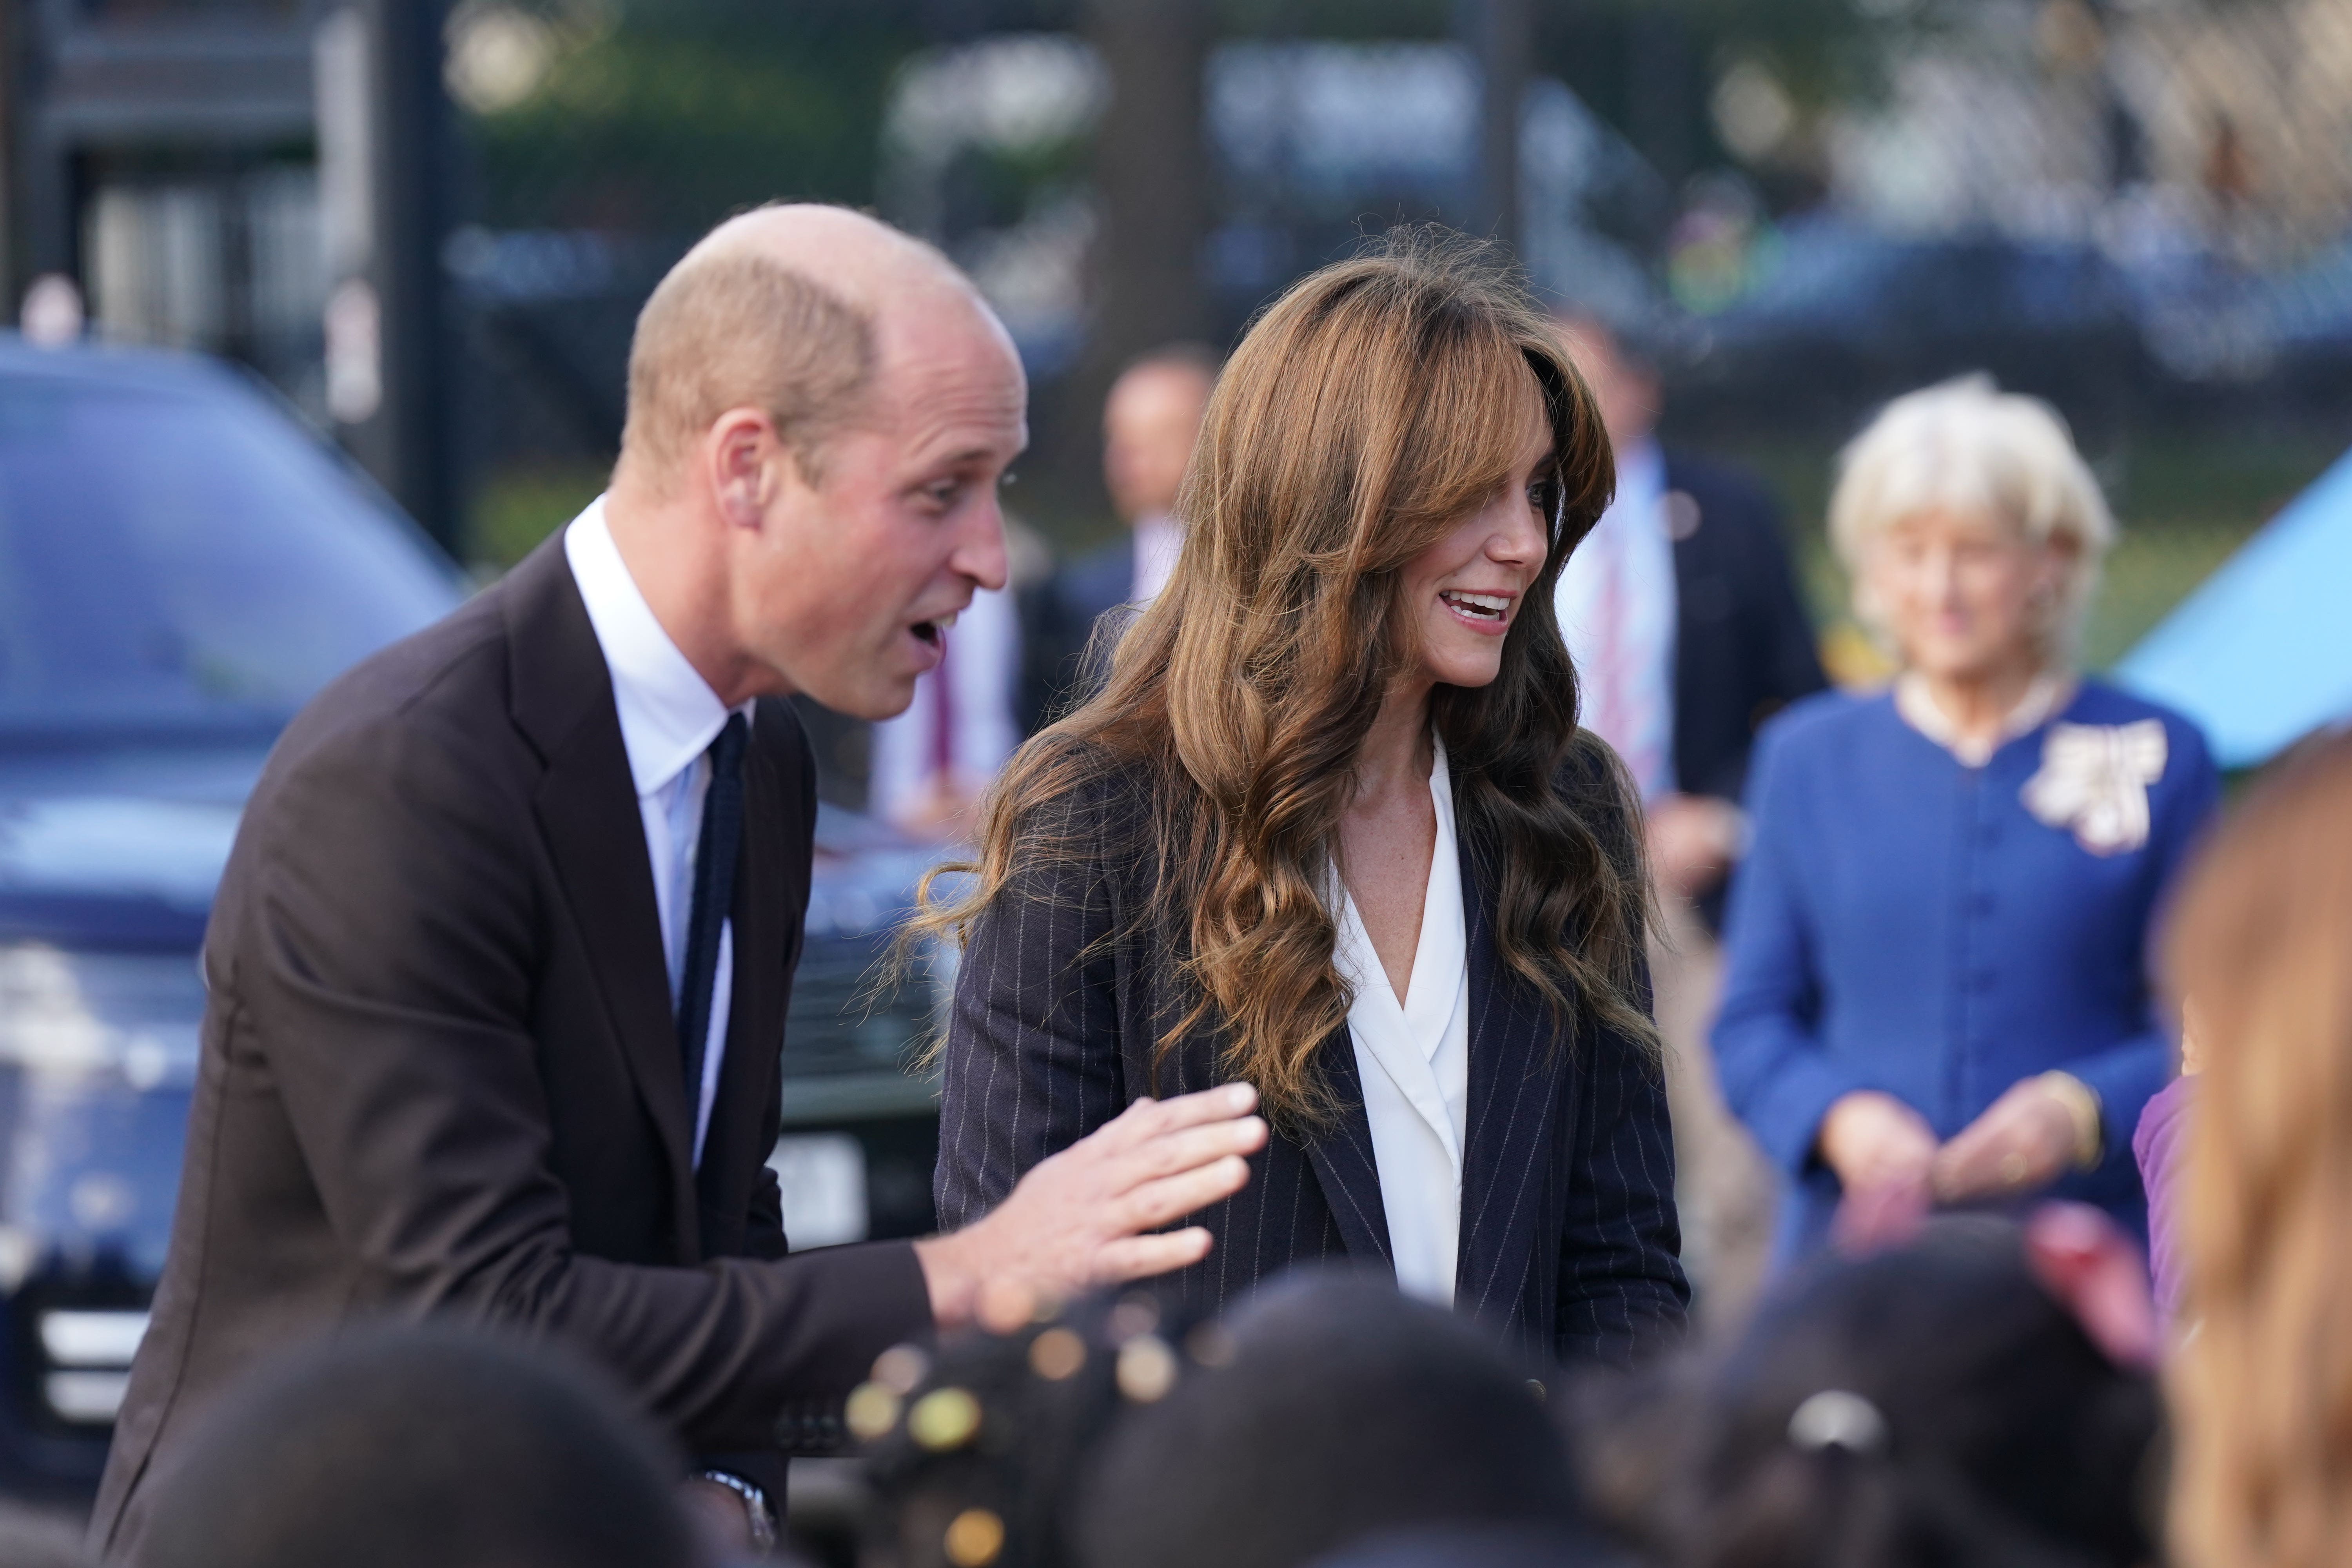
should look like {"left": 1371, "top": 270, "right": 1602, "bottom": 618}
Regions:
{"left": 934, "top": 757, "right": 1690, "bottom": 1369}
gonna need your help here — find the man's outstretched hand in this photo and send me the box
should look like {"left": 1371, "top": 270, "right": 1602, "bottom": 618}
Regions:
{"left": 914, "top": 1083, "right": 1268, "bottom": 1326}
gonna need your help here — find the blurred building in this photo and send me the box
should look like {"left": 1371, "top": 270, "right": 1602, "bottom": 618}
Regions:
{"left": 877, "top": 31, "right": 1668, "bottom": 369}
{"left": 1685, "top": 0, "right": 2352, "bottom": 410}
{"left": 2, "top": 0, "right": 458, "bottom": 545}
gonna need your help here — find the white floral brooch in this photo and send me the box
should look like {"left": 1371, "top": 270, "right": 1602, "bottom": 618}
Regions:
{"left": 2021, "top": 720, "right": 2168, "bottom": 856}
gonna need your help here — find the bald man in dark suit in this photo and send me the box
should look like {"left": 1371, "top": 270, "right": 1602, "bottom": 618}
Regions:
{"left": 94, "top": 206, "right": 1265, "bottom": 1560}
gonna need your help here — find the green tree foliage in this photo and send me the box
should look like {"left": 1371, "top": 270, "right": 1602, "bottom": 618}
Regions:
{"left": 462, "top": 0, "right": 929, "bottom": 234}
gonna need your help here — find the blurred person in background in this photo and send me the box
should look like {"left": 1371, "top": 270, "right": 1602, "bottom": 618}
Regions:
{"left": 931, "top": 232, "right": 1686, "bottom": 1366}
{"left": 1713, "top": 376, "right": 2218, "bottom": 1265}
{"left": 1019, "top": 345, "right": 1217, "bottom": 730}
{"left": 1582, "top": 1212, "right": 2163, "bottom": 1568}
{"left": 134, "top": 1326, "right": 705, "bottom": 1568}
{"left": 868, "top": 580, "right": 1024, "bottom": 841}
{"left": 90, "top": 205, "right": 1269, "bottom": 1561}
{"left": 2164, "top": 731, "right": 2352, "bottom": 1568}
{"left": 1552, "top": 305, "right": 1828, "bottom": 1329}
{"left": 1075, "top": 1275, "right": 1619, "bottom": 1568}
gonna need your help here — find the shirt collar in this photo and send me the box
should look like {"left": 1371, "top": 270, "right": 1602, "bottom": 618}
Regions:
{"left": 1895, "top": 670, "right": 2076, "bottom": 768}
{"left": 563, "top": 495, "right": 746, "bottom": 797}
{"left": 1132, "top": 512, "right": 1184, "bottom": 605}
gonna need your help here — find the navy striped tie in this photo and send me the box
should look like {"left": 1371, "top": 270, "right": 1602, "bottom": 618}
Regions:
{"left": 677, "top": 712, "right": 748, "bottom": 1117}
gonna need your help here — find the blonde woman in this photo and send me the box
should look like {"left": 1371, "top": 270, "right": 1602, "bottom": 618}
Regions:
{"left": 926, "top": 232, "right": 1688, "bottom": 1366}
{"left": 1712, "top": 376, "right": 2219, "bottom": 1261}
{"left": 2167, "top": 731, "right": 2352, "bottom": 1568}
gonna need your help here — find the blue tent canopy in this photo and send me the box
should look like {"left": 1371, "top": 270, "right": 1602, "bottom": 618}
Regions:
{"left": 2116, "top": 446, "right": 2352, "bottom": 769}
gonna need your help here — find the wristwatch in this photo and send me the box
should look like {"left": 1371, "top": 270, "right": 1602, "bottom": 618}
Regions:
{"left": 697, "top": 1469, "right": 779, "bottom": 1557}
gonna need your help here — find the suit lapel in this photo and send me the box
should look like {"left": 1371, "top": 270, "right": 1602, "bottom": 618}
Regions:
{"left": 503, "top": 538, "right": 698, "bottom": 1224}
{"left": 1299, "top": 1025, "right": 1395, "bottom": 1269}
{"left": 1454, "top": 845, "right": 1568, "bottom": 1329}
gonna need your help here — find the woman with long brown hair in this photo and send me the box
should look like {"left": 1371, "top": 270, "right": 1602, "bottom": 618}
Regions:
{"left": 2166, "top": 730, "right": 2352, "bottom": 1568}
{"left": 924, "top": 231, "right": 1687, "bottom": 1364}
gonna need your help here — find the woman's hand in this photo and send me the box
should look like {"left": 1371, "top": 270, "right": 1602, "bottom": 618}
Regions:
{"left": 1930, "top": 1076, "right": 2080, "bottom": 1203}
{"left": 1819, "top": 1090, "right": 1939, "bottom": 1191}
{"left": 1647, "top": 793, "right": 1744, "bottom": 902}
{"left": 1818, "top": 1091, "right": 1939, "bottom": 1249}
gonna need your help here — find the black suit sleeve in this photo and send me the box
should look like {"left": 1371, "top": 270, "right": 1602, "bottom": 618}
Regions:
{"left": 238, "top": 711, "right": 928, "bottom": 1456}
{"left": 1750, "top": 499, "right": 1829, "bottom": 775}
{"left": 934, "top": 784, "right": 1131, "bottom": 1228}
{"left": 1668, "top": 459, "right": 1828, "bottom": 804}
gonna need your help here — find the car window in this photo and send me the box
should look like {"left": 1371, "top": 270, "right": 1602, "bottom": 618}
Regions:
{"left": 0, "top": 374, "right": 463, "bottom": 737}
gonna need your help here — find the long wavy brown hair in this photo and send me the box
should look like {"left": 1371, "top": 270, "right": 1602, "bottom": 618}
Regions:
{"left": 2168, "top": 731, "right": 2352, "bottom": 1568}
{"left": 918, "top": 229, "right": 1652, "bottom": 1129}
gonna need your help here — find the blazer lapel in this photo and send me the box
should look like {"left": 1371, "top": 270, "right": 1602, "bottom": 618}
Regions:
{"left": 1453, "top": 847, "right": 1568, "bottom": 1329}
{"left": 1299, "top": 1026, "right": 1396, "bottom": 1270}
{"left": 503, "top": 538, "right": 698, "bottom": 1218}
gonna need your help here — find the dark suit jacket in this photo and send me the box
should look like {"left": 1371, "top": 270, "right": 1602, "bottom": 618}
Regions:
{"left": 1017, "top": 536, "right": 1132, "bottom": 735}
{"left": 1663, "top": 452, "right": 1828, "bottom": 805}
{"left": 91, "top": 536, "right": 931, "bottom": 1559}
{"left": 934, "top": 755, "right": 1688, "bottom": 1370}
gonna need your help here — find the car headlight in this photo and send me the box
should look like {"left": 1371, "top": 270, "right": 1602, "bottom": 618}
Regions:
{"left": 38, "top": 1308, "right": 149, "bottom": 1424}
{"left": 0, "top": 943, "right": 204, "bottom": 1090}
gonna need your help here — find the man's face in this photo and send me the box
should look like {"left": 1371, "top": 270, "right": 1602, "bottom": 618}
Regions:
{"left": 1103, "top": 364, "right": 1212, "bottom": 525}
{"left": 733, "top": 296, "right": 1025, "bottom": 720}
{"left": 1556, "top": 317, "right": 1660, "bottom": 453}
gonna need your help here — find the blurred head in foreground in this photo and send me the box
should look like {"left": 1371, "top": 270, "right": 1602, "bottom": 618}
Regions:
{"left": 1076, "top": 1274, "right": 1596, "bottom": 1568}
{"left": 2166, "top": 730, "right": 2352, "bottom": 1568}
{"left": 134, "top": 1325, "right": 701, "bottom": 1568}
{"left": 1831, "top": 375, "right": 2113, "bottom": 682}
{"left": 1586, "top": 1216, "right": 2161, "bottom": 1568}
{"left": 1102, "top": 345, "right": 1217, "bottom": 527}
{"left": 855, "top": 1289, "right": 1210, "bottom": 1568}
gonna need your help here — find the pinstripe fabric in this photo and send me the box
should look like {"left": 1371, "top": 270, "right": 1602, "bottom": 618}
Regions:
{"left": 934, "top": 760, "right": 1690, "bottom": 1369}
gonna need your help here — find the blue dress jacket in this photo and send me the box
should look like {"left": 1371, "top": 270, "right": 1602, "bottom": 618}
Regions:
{"left": 1712, "top": 679, "right": 2220, "bottom": 1258}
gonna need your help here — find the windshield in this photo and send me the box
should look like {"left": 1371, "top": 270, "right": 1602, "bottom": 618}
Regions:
{"left": 0, "top": 372, "right": 463, "bottom": 738}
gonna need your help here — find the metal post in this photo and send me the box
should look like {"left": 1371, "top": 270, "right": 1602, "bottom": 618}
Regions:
{"left": 1462, "top": 0, "right": 1528, "bottom": 253}
{"left": 325, "top": 0, "right": 459, "bottom": 554}
{"left": 1083, "top": 0, "right": 1211, "bottom": 363}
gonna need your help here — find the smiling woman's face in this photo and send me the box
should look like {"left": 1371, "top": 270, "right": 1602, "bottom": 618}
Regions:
{"left": 1397, "top": 383, "right": 1555, "bottom": 693}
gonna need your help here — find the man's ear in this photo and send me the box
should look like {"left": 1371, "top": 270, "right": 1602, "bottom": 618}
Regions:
{"left": 703, "top": 407, "right": 784, "bottom": 530}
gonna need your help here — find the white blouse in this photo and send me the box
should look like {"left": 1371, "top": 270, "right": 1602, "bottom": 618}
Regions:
{"left": 1332, "top": 739, "right": 1471, "bottom": 1305}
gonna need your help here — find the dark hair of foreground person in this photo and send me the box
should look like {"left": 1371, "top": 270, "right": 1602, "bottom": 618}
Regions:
{"left": 855, "top": 1274, "right": 1624, "bottom": 1568}
{"left": 1582, "top": 1216, "right": 2163, "bottom": 1568}
{"left": 130, "top": 1325, "right": 702, "bottom": 1568}
{"left": 1075, "top": 1274, "right": 1610, "bottom": 1568}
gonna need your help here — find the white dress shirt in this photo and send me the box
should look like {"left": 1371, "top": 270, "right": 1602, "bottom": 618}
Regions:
{"left": 1332, "top": 738, "right": 1471, "bottom": 1305}
{"left": 1131, "top": 512, "right": 1183, "bottom": 606}
{"left": 565, "top": 497, "right": 751, "bottom": 1166}
{"left": 868, "top": 583, "right": 1022, "bottom": 830}
{"left": 1555, "top": 438, "right": 1678, "bottom": 801}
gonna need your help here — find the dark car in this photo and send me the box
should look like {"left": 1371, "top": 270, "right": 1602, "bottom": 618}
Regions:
{"left": 1676, "top": 220, "right": 2149, "bottom": 439}
{"left": 0, "top": 339, "right": 946, "bottom": 1494}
